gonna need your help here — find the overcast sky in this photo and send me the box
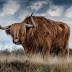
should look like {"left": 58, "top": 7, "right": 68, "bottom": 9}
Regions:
{"left": 0, "top": 0, "right": 72, "bottom": 50}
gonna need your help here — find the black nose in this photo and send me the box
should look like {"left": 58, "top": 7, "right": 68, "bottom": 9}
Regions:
{"left": 13, "top": 39, "right": 21, "bottom": 44}
{"left": 18, "top": 40, "right": 21, "bottom": 43}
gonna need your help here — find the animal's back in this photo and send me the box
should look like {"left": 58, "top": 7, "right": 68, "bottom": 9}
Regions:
{"left": 22, "top": 16, "right": 70, "bottom": 56}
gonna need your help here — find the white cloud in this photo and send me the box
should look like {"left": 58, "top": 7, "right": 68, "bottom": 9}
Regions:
{"left": 28, "top": 1, "right": 48, "bottom": 11}
{"left": 47, "top": 5, "right": 64, "bottom": 16}
{"left": 36, "top": 4, "right": 64, "bottom": 17}
{"left": 65, "top": 6, "right": 72, "bottom": 18}
{"left": 0, "top": 0, "right": 20, "bottom": 16}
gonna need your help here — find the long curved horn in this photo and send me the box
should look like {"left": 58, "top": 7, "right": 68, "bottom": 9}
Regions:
{"left": 25, "top": 23, "right": 34, "bottom": 28}
{"left": 0, "top": 25, "right": 11, "bottom": 30}
{"left": 22, "top": 23, "right": 33, "bottom": 28}
{"left": 30, "top": 12, "right": 36, "bottom": 28}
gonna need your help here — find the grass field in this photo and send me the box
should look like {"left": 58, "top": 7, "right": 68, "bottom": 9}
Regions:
{"left": 0, "top": 52, "right": 72, "bottom": 72}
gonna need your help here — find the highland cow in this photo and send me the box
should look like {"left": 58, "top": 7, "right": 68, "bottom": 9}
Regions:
{"left": 0, "top": 14, "right": 70, "bottom": 57}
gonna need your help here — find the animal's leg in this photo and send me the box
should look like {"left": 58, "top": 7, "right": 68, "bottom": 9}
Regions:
{"left": 46, "top": 49, "right": 50, "bottom": 58}
{"left": 61, "top": 49, "right": 66, "bottom": 56}
{"left": 62, "top": 25, "right": 70, "bottom": 57}
{"left": 22, "top": 45, "right": 28, "bottom": 55}
{"left": 24, "top": 47, "right": 28, "bottom": 55}
{"left": 62, "top": 31, "right": 70, "bottom": 57}
{"left": 42, "top": 45, "right": 51, "bottom": 59}
{"left": 62, "top": 40, "right": 69, "bottom": 57}
{"left": 42, "top": 38, "right": 51, "bottom": 58}
{"left": 60, "top": 38, "right": 69, "bottom": 57}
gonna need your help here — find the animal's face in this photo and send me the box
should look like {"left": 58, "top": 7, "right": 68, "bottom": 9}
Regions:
{"left": 6, "top": 23, "right": 26, "bottom": 45}
{"left": 0, "top": 14, "right": 35, "bottom": 45}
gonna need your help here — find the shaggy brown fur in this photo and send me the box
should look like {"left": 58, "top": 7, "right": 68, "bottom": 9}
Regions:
{"left": 5, "top": 16, "right": 70, "bottom": 57}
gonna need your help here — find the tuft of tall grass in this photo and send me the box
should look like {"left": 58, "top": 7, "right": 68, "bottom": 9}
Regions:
{"left": 0, "top": 53, "right": 72, "bottom": 65}
{"left": 0, "top": 53, "right": 72, "bottom": 72}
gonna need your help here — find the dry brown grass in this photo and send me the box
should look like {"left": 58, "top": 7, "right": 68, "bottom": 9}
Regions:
{"left": 0, "top": 53, "right": 72, "bottom": 72}
{"left": 0, "top": 53, "right": 72, "bottom": 65}
{"left": 0, "top": 54, "right": 72, "bottom": 72}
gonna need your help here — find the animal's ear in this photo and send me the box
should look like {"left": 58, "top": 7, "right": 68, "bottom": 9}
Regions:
{"left": 5, "top": 29, "right": 10, "bottom": 35}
